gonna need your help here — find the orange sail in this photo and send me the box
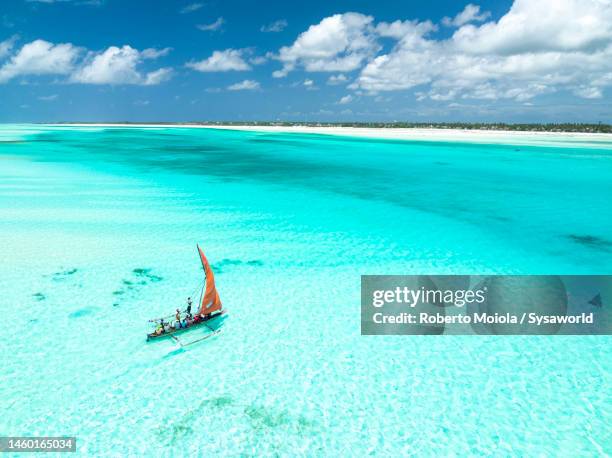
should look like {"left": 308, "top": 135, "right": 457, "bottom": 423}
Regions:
{"left": 197, "top": 245, "right": 222, "bottom": 315}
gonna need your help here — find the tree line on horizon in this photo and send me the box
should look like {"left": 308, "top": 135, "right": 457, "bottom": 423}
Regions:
{"left": 208, "top": 122, "right": 612, "bottom": 133}
{"left": 59, "top": 121, "right": 612, "bottom": 133}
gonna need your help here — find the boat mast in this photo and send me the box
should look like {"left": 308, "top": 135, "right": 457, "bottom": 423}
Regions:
{"left": 198, "top": 244, "right": 206, "bottom": 308}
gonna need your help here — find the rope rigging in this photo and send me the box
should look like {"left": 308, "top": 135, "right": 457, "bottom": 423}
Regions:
{"left": 147, "top": 278, "right": 205, "bottom": 323}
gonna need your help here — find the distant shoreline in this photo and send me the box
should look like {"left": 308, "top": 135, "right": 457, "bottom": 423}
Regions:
{"left": 45, "top": 123, "right": 612, "bottom": 148}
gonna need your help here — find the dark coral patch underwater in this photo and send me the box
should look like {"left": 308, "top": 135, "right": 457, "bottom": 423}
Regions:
{"left": 69, "top": 308, "right": 96, "bottom": 319}
{"left": 111, "top": 268, "right": 163, "bottom": 306}
{"left": 50, "top": 267, "right": 79, "bottom": 281}
{"left": 567, "top": 234, "right": 612, "bottom": 251}
{"left": 212, "top": 258, "right": 264, "bottom": 273}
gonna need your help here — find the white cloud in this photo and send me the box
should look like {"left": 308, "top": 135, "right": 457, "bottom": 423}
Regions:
{"left": 453, "top": 0, "right": 612, "bottom": 55}
{"left": 574, "top": 86, "right": 603, "bottom": 99}
{"left": 71, "top": 45, "right": 171, "bottom": 85}
{"left": 249, "top": 55, "right": 267, "bottom": 65}
{"left": 197, "top": 17, "right": 225, "bottom": 32}
{"left": 302, "top": 78, "right": 318, "bottom": 90}
{"left": 352, "top": 20, "right": 438, "bottom": 92}
{"left": 144, "top": 67, "right": 173, "bottom": 85}
{"left": 187, "top": 49, "right": 251, "bottom": 72}
{"left": 38, "top": 94, "right": 58, "bottom": 101}
{"left": 273, "top": 12, "right": 378, "bottom": 77}
{"left": 0, "top": 39, "right": 172, "bottom": 85}
{"left": 442, "top": 4, "right": 491, "bottom": 27}
{"left": 376, "top": 19, "right": 437, "bottom": 39}
{"left": 0, "top": 39, "right": 80, "bottom": 83}
{"left": 338, "top": 94, "right": 353, "bottom": 104}
{"left": 141, "top": 47, "right": 172, "bottom": 59}
{"left": 71, "top": 46, "right": 140, "bottom": 84}
{"left": 353, "top": 0, "right": 612, "bottom": 102}
{"left": 180, "top": 3, "right": 203, "bottom": 14}
{"left": 227, "top": 79, "right": 260, "bottom": 90}
{"left": 327, "top": 74, "right": 348, "bottom": 85}
{"left": 261, "top": 19, "right": 288, "bottom": 33}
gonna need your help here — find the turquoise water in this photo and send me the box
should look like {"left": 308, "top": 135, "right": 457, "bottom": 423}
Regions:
{"left": 0, "top": 125, "right": 610, "bottom": 456}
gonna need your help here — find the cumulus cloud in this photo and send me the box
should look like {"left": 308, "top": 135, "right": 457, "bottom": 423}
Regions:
{"left": 0, "top": 38, "right": 172, "bottom": 85}
{"left": 143, "top": 67, "right": 173, "bottom": 85}
{"left": 376, "top": 19, "right": 437, "bottom": 39}
{"left": 353, "top": 0, "right": 612, "bottom": 101}
{"left": 261, "top": 19, "right": 288, "bottom": 33}
{"left": 227, "top": 79, "right": 260, "bottom": 90}
{"left": 268, "top": 0, "right": 611, "bottom": 102}
{"left": 327, "top": 74, "right": 348, "bottom": 85}
{"left": 71, "top": 45, "right": 171, "bottom": 85}
{"left": 353, "top": 20, "right": 438, "bottom": 92}
{"left": 180, "top": 3, "right": 203, "bottom": 14}
{"left": 187, "top": 49, "right": 251, "bottom": 72}
{"left": 452, "top": 0, "right": 612, "bottom": 54}
{"left": 338, "top": 94, "right": 353, "bottom": 104}
{"left": 273, "top": 12, "right": 378, "bottom": 77}
{"left": 0, "top": 39, "right": 80, "bottom": 83}
{"left": 197, "top": 17, "right": 225, "bottom": 32}
{"left": 442, "top": 4, "right": 490, "bottom": 27}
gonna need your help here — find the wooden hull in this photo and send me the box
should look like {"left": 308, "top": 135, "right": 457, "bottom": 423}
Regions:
{"left": 146, "top": 311, "right": 224, "bottom": 341}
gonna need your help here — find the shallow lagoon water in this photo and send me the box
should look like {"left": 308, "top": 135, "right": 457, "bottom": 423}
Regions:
{"left": 0, "top": 125, "right": 610, "bottom": 456}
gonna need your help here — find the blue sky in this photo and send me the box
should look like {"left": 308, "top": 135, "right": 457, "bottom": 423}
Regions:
{"left": 1, "top": 0, "right": 611, "bottom": 123}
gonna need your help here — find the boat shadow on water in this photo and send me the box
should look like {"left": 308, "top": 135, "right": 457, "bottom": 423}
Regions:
{"left": 160, "top": 313, "right": 228, "bottom": 357}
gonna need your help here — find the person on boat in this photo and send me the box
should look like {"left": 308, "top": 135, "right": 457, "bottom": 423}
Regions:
{"left": 156, "top": 319, "right": 165, "bottom": 335}
{"left": 185, "top": 299, "right": 193, "bottom": 320}
{"left": 182, "top": 309, "right": 191, "bottom": 328}
{"left": 175, "top": 309, "right": 182, "bottom": 328}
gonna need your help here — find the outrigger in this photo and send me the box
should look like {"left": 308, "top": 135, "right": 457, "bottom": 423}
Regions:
{"left": 147, "top": 245, "right": 225, "bottom": 345}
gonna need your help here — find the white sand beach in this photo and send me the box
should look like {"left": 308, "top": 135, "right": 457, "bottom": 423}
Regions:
{"left": 52, "top": 123, "right": 612, "bottom": 148}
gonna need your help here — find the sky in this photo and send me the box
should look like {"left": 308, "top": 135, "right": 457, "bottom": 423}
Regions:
{"left": 0, "top": 0, "right": 611, "bottom": 123}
